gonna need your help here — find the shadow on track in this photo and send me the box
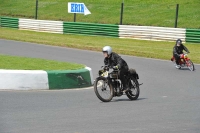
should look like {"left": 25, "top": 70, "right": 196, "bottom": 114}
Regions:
{"left": 98, "top": 98, "right": 147, "bottom": 103}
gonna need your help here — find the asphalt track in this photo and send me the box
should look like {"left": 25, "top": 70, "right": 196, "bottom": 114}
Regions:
{"left": 0, "top": 39, "right": 200, "bottom": 133}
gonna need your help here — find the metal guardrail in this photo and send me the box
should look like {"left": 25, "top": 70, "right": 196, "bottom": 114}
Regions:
{"left": 0, "top": 17, "right": 199, "bottom": 43}
{"left": 0, "top": 17, "right": 19, "bottom": 29}
{"left": 119, "top": 25, "right": 186, "bottom": 42}
{"left": 19, "top": 18, "right": 63, "bottom": 34}
{"left": 186, "top": 29, "right": 200, "bottom": 43}
{"left": 63, "top": 22, "right": 119, "bottom": 37}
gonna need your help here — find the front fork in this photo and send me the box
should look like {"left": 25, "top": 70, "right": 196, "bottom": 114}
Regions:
{"left": 184, "top": 58, "right": 191, "bottom": 67}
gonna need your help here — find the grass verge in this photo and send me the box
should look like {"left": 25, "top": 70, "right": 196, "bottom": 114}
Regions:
{"left": 0, "top": 54, "right": 85, "bottom": 70}
{"left": 0, "top": 27, "right": 200, "bottom": 64}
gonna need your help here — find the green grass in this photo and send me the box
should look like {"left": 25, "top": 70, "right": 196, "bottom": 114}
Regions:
{"left": 0, "top": 0, "right": 199, "bottom": 28}
{"left": 0, "top": 54, "right": 85, "bottom": 70}
{"left": 1, "top": 27, "right": 200, "bottom": 64}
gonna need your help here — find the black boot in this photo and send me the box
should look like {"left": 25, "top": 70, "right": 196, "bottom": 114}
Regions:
{"left": 122, "top": 85, "right": 129, "bottom": 92}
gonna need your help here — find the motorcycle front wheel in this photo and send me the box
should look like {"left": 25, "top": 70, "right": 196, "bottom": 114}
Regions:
{"left": 126, "top": 78, "right": 140, "bottom": 100}
{"left": 186, "top": 60, "right": 195, "bottom": 71}
{"left": 94, "top": 77, "right": 114, "bottom": 102}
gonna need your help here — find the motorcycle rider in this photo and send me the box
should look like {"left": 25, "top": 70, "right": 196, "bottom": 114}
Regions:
{"left": 172, "top": 39, "right": 190, "bottom": 68}
{"left": 102, "top": 46, "right": 129, "bottom": 92}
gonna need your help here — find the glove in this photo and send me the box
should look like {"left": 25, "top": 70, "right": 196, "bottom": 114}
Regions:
{"left": 113, "top": 66, "right": 119, "bottom": 70}
{"left": 99, "top": 70, "right": 104, "bottom": 75}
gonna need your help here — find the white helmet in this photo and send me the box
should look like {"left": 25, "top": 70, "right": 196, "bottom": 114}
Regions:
{"left": 102, "top": 46, "right": 112, "bottom": 55}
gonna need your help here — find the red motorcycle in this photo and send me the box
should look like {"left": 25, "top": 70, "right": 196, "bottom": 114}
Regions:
{"left": 171, "top": 53, "right": 195, "bottom": 71}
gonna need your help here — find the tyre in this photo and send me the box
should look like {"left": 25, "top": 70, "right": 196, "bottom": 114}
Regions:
{"left": 94, "top": 77, "right": 114, "bottom": 102}
{"left": 186, "top": 60, "right": 195, "bottom": 71}
{"left": 126, "top": 78, "right": 140, "bottom": 100}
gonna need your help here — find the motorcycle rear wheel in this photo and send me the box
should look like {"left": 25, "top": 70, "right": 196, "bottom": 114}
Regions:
{"left": 94, "top": 77, "right": 114, "bottom": 102}
{"left": 186, "top": 60, "right": 195, "bottom": 71}
{"left": 126, "top": 78, "right": 140, "bottom": 100}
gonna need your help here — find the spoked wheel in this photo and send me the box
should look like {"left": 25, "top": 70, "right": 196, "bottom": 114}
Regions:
{"left": 186, "top": 60, "right": 195, "bottom": 71}
{"left": 126, "top": 78, "right": 140, "bottom": 100}
{"left": 94, "top": 77, "right": 114, "bottom": 102}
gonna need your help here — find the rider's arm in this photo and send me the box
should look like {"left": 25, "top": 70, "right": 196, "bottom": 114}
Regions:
{"left": 173, "top": 46, "right": 179, "bottom": 56}
{"left": 113, "top": 53, "right": 123, "bottom": 69}
{"left": 183, "top": 45, "right": 190, "bottom": 53}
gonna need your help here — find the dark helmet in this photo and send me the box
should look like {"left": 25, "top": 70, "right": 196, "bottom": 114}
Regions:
{"left": 176, "top": 39, "right": 182, "bottom": 45}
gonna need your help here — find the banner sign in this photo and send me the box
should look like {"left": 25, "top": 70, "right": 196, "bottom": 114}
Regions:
{"left": 68, "top": 2, "right": 91, "bottom": 15}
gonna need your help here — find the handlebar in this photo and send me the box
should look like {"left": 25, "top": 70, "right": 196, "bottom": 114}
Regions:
{"left": 183, "top": 52, "right": 190, "bottom": 55}
{"left": 101, "top": 65, "right": 119, "bottom": 71}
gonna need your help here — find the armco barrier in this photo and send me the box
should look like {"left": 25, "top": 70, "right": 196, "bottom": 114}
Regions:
{"left": 1, "top": 16, "right": 199, "bottom": 43}
{"left": 19, "top": 18, "right": 63, "bottom": 34}
{"left": 0, "top": 67, "right": 93, "bottom": 90}
{"left": 63, "top": 22, "right": 119, "bottom": 37}
{"left": 119, "top": 25, "right": 186, "bottom": 42}
{"left": 0, "top": 17, "right": 19, "bottom": 29}
{"left": 186, "top": 29, "right": 200, "bottom": 43}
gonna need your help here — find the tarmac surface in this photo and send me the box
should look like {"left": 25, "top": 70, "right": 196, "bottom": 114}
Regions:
{"left": 0, "top": 39, "right": 200, "bottom": 133}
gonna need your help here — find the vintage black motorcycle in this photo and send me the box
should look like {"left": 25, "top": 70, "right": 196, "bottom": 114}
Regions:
{"left": 94, "top": 65, "right": 141, "bottom": 102}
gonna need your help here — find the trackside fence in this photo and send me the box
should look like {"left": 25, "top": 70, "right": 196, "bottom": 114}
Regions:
{"left": 63, "top": 22, "right": 119, "bottom": 37}
{"left": 186, "top": 29, "right": 200, "bottom": 43}
{"left": 119, "top": 25, "right": 186, "bottom": 42}
{"left": 0, "top": 17, "right": 199, "bottom": 43}
{"left": 19, "top": 18, "right": 63, "bottom": 34}
{"left": 0, "top": 17, "right": 19, "bottom": 29}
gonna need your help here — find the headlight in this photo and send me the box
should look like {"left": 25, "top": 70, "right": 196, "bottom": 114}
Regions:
{"left": 184, "top": 54, "right": 188, "bottom": 58}
{"left": 101, "top": 71, "right": 108, "bottom": 78}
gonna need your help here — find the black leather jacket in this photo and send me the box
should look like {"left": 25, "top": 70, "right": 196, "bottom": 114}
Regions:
{"left": 173, "top": 44, "right": 189, "bottom": 56}
{"left": 104, "top": 52, "right": 128, "bottom": 69}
